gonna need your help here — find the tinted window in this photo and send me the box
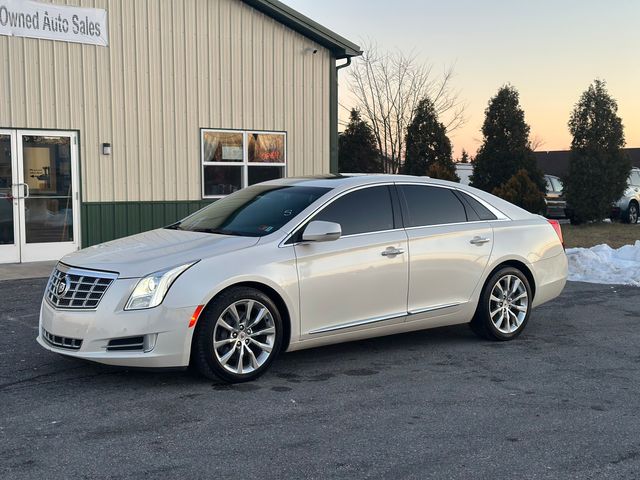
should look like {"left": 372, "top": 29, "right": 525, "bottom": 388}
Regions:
{"left": 400, "top": 185, "right": 467, "bottom": 227}
{"left": 170, "top": 185, "right": 329, "bottom": 237}
{"left": 458, "top": 191, "right": 497, "bottom": 221}
{"left": 313, "top": 186, "right": 394, "bottom": 236}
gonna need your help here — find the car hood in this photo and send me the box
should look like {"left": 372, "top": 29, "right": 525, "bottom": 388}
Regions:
{"left": 61, "top": 229, "right": 260, "bottom": 278}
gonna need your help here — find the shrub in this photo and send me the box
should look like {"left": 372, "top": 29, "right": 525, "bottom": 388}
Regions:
{"left": 492, "top": 169, "right": 547, "bottom": 214}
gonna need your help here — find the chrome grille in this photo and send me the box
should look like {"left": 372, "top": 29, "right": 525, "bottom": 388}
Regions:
{"left": 42, "top": 328, "right": 82, "bottom": 350}
{"left": 46, "top": 263, "right": 118, "bottom": 310}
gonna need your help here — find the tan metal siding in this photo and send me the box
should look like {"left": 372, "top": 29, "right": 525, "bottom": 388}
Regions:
{"left": 0, "top": 0, "right": 330, "bottom": 202}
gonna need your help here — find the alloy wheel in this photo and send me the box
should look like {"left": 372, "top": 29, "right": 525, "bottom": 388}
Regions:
{"left": 212, "top": 299, "right": 277, "bottom": 375}
{"left": 629, "top": 204, "right": 638, "bottom": 224}
{"left": 489, "top": 274, "right": 529, "bottom": 334}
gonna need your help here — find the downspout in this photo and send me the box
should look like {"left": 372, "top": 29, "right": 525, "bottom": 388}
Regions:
{"left": 329, "top": 57, "right": 353, "bottom": 174}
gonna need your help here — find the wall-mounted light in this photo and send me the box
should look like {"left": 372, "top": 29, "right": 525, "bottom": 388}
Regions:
{"left": 102, "top": 143, "right": 112, "bottom": 155}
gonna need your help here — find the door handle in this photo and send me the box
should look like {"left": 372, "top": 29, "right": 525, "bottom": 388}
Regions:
{"left": 13, "top": 183, "right": 29, "bottom": 199}
{"left": 381, "top": 247, "right": 405, "bottom": 256}
{"left": 470, "top": 236, "right": 491, "bottom": 245}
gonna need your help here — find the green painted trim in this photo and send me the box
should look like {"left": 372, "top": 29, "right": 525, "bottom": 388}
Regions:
{"left": 81, "top": 201, "right": 214, "bottom": 248}
{"left": 242, "top": 0, "right": 361, "bottom": 59}
{"left": 329, "top": 56, "right": 338, "bottom": 174}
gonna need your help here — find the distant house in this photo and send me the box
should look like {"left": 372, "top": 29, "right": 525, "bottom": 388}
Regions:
{"left": 534, "top": 148, "right": 640, "bottom": 177}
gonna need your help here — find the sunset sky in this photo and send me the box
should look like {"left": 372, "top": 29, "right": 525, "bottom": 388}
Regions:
{"left": 283, "top": 0, "right": 640, "bottom": 158}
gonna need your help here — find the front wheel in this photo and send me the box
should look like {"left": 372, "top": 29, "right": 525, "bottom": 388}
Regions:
{"left": 470, "top": 267, "right": 532, "bottom": 341}
{"left": 192, "top": 287, "right": 283, "bottom": 383}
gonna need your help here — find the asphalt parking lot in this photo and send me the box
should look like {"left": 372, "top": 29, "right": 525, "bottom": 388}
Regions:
{"left": 1, "top": 278, "right": 639, "bottom": 479}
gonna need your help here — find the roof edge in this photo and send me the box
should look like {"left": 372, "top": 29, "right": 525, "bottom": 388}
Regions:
{"left": 242, "top": 0, "right": 362, "bottom": 59}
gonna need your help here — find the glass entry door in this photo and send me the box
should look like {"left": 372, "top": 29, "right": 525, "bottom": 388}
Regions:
{"left": 0, "top": 131, "right": 20, "bottom": 263}
{"left": 0, "top": 130, "right": 80, "bottom": 263}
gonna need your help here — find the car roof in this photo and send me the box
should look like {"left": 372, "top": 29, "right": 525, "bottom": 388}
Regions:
{"left": 262, "top": 174, "right": 536, "bottom": 221}
{"left": 262, "top": 174, "right": 444, "bottom": 189}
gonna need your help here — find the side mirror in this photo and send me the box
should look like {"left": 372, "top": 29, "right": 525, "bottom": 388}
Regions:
{"left": 302, "top": 221, "right": 342, "bottom": 243}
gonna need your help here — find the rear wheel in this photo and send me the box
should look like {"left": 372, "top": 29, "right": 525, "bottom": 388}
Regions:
{"left": 470, "top": 267, "right": 532, "bottom": 341}
{"left": 192, "top": 287, "right": 283, "bottom": 382}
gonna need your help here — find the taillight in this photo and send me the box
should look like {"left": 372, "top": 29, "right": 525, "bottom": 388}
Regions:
{"left": 547, "top": 219, "right": 564, "bottom": 247}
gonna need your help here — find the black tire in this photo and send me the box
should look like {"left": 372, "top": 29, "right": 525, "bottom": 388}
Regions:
{"left": 470, "top": 267, "right": 533, "bottom": 341}
{"left": 192, "top": 287, "right": 283, "bottom": 383}
{"left": 624, "top": 201, "right": 639, "bottom": 224}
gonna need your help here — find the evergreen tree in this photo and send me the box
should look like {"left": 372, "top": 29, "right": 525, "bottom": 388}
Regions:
{"left": 458, "top": 149, "right": 471, "bottom": 163}
{"left": 470, "top": 85, "right": 545, "bottom": 194}
{"left": 338, "top": 109, "right": 382, "bottom": 173}
{"left": 403, "top": 97, "right": 459, "bottom": 181}
{"left": 564, "top": 80, "right": 630, "bottom": 223}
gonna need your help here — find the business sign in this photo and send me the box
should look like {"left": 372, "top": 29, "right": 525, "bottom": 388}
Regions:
{"left": 0, "top": 0, "right": 108, "bottom": 46}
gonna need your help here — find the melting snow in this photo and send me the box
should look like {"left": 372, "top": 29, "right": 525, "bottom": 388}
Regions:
{"left": 567, "top": 241, "right": 640, "bottom": 286}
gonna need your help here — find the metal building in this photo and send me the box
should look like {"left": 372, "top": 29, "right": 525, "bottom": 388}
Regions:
{"left": 0, "top": 0, "right": 360, "bottom": 263}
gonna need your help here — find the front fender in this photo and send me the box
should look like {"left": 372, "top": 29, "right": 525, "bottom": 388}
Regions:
{"left": 163, "top": 243, "right": 301, "bottom": 342}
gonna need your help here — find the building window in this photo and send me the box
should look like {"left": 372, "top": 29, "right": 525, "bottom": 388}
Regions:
{"left": 201, "top": 129, "right": 286, "bottom": 198}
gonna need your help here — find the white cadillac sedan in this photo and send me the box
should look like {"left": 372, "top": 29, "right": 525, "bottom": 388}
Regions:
{"left": 38, "top": 175, "right": 567, "bottom": 382}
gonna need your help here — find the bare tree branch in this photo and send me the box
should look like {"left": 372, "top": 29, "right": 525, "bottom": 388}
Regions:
{"left": 346, "top": 43, "right": 466, "bottom": 173}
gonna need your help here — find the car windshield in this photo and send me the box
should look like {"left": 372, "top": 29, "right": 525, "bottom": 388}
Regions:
{"left": 168, "top": 184, "right": 330, "bottom": 237}
{"left": 629, "top": 170, "right": 640, "bottom": 187}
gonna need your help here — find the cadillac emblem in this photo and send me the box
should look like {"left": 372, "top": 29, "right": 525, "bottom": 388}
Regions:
{"left": 57, "top": 275, "right": 71, "bottom": 297}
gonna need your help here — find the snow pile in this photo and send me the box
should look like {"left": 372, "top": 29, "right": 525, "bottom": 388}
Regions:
{"left": 566, "top": 241, "right": 640, "bottom": 286}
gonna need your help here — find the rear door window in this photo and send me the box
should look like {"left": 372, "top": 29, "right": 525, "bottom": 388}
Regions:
{"left": 399, "top": 185, "right": 467, "bottom": 227}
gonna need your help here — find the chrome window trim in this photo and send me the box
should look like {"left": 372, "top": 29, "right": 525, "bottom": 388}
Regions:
{"left": 394, "top": 181, "right": 509, "bottom": 222}
{"left": 279, "top": 182, "right": 397, "bottom": 247}
{"left": 403, "top": 218, "right": 508, "bottom": 232}
{"left": 280, "top": 180, "right": 511, "bottom": 248}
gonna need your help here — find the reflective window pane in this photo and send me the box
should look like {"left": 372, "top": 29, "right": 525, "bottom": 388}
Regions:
{"left": 0, "top": 135, "right": 14, "bottom": 245}
{"left": 399, "top": 185, "right": 467, "bottom": 227}
{"left": 203, "top": 132, "right": 243, "bottom": 162}
{"left": 24, "top": 198, "right": 73, "bottom": 243}
{"left": 22, "top": 136, "right": 74, "bottom": 244}
{"left": 313, "top": 186, "right": 394, "bottom": 236}
{"left": 248, "top": 166, "right": 285, "bottom": 186}
{"left": 203, "top": 165, "right": 242, "bottom": 196}
{"left": 248, "top": 133, "right": 285, "bottom": 163}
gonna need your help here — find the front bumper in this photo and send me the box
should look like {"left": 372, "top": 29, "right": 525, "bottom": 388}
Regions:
{"left": 37, "top": 279, "right": 198, "bottom": 368}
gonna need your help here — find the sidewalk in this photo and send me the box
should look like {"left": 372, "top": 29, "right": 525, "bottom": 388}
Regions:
{"left": 0, "top": 261, "right": 56, "bottom": 282}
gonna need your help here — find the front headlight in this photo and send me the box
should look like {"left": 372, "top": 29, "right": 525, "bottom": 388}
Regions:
{"left": 125, "top": 261, "right": 198, "bottom": 310}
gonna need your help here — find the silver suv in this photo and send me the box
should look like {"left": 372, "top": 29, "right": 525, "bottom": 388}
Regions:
{"left": 612, "top": 167, "right": 640, "bottom": 224}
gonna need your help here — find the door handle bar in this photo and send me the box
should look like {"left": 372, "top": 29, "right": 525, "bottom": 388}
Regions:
{"left": 12, "top": 183, "right": 29, "bottom": 199}
{"left": 381, "top": 247, "right": 405, "bottom": 256}
{"left": 470, "top": 236, "right": 491, "bottom": 245}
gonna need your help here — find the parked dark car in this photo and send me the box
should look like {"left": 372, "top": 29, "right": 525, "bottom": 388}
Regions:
{"left": 611, "top": 168, "right": 640, "bottom": 224}
{"left": 544, "top": 175, "right": 567, "bottom": 219}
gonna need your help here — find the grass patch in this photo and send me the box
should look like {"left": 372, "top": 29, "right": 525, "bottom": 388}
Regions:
{"left": 562, "top": 222, "right": 640, "bottom": 249}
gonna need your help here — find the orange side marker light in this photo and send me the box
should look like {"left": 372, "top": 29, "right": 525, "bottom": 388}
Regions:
{"left": 189, "top": 305, "right": 205, "bottom": 328}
